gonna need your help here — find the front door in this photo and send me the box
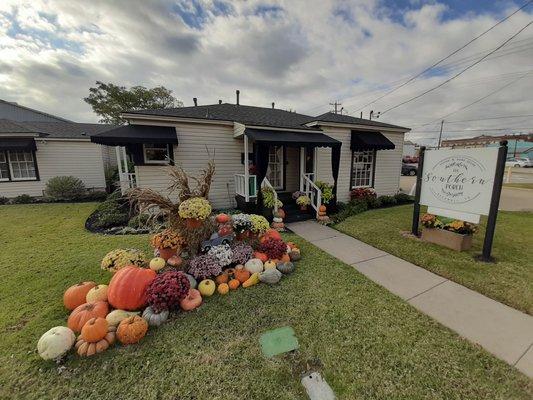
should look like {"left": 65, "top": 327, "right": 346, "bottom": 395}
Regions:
{"left": 267, "top": 146, "right": 284, "bottom": 190}
{"left": 304, "top": 147, "right": 314, "bottom": 176}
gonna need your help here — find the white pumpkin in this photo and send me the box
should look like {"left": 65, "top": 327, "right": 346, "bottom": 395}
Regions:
{"left": 86, "top": 284, "right": 108, "bottom": 302}
{"left": 105, "top": 309, "right": 139, "bottom": 326}
{"left": 37, "top": 326, "right": 75, "bottom": 360}
{"left": 244, "top": 258, "right": 264, "bottom": 274}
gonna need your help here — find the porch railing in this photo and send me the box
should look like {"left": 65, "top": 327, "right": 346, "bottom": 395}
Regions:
{"left": 119, "top": 172, "right": 136, "bottom": 193}
{"left": 234, "top": 174, "right": 257, "bottom": 201}
{"left": 302, "top": 173, "right": 321, "bottom": 219}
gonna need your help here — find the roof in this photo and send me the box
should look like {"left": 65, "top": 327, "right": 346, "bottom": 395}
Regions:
{"left": 0, "top": 119, "right": 37, "bottom": 134}
{"left": 126, "top": 103, "right": 410, "bottom": 131}
{"left": 0, "top": 99, "right": 71, "bottom": 122}
{"left": 91, "top": 125, "right": 178, "bottom": 146}
{"left": 311, "top": 112, "right": 409, "bottom": 130}
{"left": 245, "top": 128, "right": 341, "bottom": 148}
{"left": 21, "top": 122, "right": 115, "bottom": 139}
{"left": 127, "top": 103, "right": 317, "bottom": 130}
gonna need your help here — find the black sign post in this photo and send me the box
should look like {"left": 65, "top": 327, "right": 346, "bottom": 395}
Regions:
{"left": 411, "top": 146, "right": 426, "bottom": 236}
{"left": 479, "top": 141, "right": 508, "bottom": 262}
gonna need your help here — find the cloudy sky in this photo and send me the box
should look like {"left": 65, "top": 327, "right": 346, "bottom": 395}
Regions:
{"left": 1, "top": 0, "right": 532, "bottom": 145}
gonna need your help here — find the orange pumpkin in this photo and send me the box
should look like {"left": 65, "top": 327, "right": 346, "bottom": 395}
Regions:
{"left": 108, "top": 266, "right": 156, "bottom": 311}
{"left": 216, "top": 213, "right": 230, "bottom": 224}
{"left": 180, "top": 289, "right": 202, "bottom": 311}
{"left": 280, "top": 253, "right": 291, "bottom": 263}
{"left": 116, "top": 316, "right": 148, "bottom": 345}
{"left": 319, "top": 204, "right": 327, "bottom": 213}
{"left": 234, "top": 269, "right": 250, "bottom": 283}
{"left": 215, "top": 273, "right": 229, "bottom": 285}
{"left": 228, "top": 279, "right": 240, "bottom": 290}
{"left": 68, "top": 301, "right": 109, "bottom": 333}
{"left": 81, "top": 317, "right": 109, "bottom": 343}
{"left": 217, "top": 283, "right": 229, "bottom": 295}
{"left": 253, "top": 251, "right": 268, "bottom": 263}
{"left": 63, "top": 281, "right": 96, "bottom": 311}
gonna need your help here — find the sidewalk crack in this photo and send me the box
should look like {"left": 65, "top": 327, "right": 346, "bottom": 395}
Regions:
{"left": 513, "top": 341, "right": 533, "bottom": 366}
{"left": 406, "top": 279, "right": 449, "bottom": 301}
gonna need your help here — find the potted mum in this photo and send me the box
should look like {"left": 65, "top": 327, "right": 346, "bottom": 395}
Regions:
{"left": 150, "top": 229, "right": 186, "bottom": 261}
{"left": 296, "top": 194, "right": 311, "bottom": 211}
{"left": 420, "top": 213, "right": 477, "bottom": 251}
{"left": 249, "top": 214, "right": 270, "bottom": 238}
{"left": 261, "top": 186, "right": 283, "bottom": 220}
{"left": 232, "top": 214, "right": 252, "bottom": 240}
{"left": 178, "top": 197, "right": 212, "bottom": 229}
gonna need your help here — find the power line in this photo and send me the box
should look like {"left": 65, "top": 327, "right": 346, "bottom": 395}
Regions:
{"left": 349, "top": 0, "right": 533, "bottom": 114}
{"left": 381, "top": 20, "right": 533, "bottom": 115}
{"left": 411, "top": 127, "right": 533, "bottom": 133}
{"left": 411, "top": 70, "right": 532, "bottom": 127}
{"left": 443, "top": 114, "right": 533, "bottom": 123}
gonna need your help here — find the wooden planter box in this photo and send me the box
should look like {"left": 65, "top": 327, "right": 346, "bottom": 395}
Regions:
{"left": 421, "top": 228, "right": 473, "bottom": 251}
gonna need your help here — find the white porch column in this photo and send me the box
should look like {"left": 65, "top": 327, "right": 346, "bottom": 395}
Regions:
{"left": 122, "top": 147, "right": 129, "bottom": 174}
{"left": 244, "top": 134, "right": 249, "bottom": 202}
{"left": 299, "top": 147, "right": 305, "bottom": 191}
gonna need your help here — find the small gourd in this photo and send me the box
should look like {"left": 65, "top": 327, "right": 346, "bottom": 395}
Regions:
{"left": 277, "top": 262, "right": 295, "bottom": 275}
{"left": 228, "top": 279, "right": 240, "bottom": 290}
{"left": 242, "top": 272, "right": 260, "bottom": 288}
{"left": 142, "top": 306, "right": 169, "bottom": 327}
{"left": 289, "top": 251, "right": 301, "bottom": 261}
{"left": 215, "top": 273, "right": 229, "bottom": 285}
{"left": 106, "top": 309, "right": 139, "bottom": 326}
{"left": 234, "top": 268, "right": 250, "bottom": 283}
{"left": 116, "top": 316, "right": 148, "bottom": 345}
{"left": 244, "top": 258, "right": 263, "bottom": 274}
{"left": 259, "top": 268, "right": 282, "bottom": 284}
{"left": 264, "top": 260, "right": 277, "bottom": 270}
{"left": 217, "top": 283, "right": 229, "bottom": 295}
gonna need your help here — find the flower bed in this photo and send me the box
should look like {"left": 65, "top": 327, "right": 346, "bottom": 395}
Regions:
{"left": 37, "top": 209, "right": 302, "bottom": 361}
{"left": 420, "top": 213, "right": 478, "bottom": 251}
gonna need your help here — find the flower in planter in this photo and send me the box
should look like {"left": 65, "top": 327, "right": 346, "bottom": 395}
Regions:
{"left": 445, "top": 220, "right": 478, "bottom": 235}
{"left": 296, "top": 195, "right": 311, "bottom": 207}
{"left": 420, "top": 213, "right": 443, "bottom": 229}
{"left": 207, "top": 244, "right": 233, "bottom": 267}
{"left": 232, "top": 213, "right": 252, "bottom": 234}
{"left": 150, "top": 228, "right": 186, "bottom": 250}
{"left": 188, "top": 254, "right": 222, "bottom": 280}
{"left": 249, "top": 214, "right": 270, "bottom": 234}
{"left": 262, "top": 186, "right": 283, "bottom": 209}
{"left": 231, "top": 243, "right": 254, "bottom": 264}
{"left": 315, "top": 181, "right": 334, "bottom": 204}
{"left": 178, "top": 197, "right": 212, "bottom": 221}
{"left": 146, "top": 270, "right": 190, "bottom": 312}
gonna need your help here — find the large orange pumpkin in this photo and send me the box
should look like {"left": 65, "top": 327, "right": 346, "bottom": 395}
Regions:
{"left": 116, "top": 316, "right": 148, "bottom": 344}
{"left": 63, "top": 281, "right": 96, "bottom": 311}
{"left": 108, "top": 266, "right": 156, "bottom": 311}
{"left": 68, "top": 301, "right": 109, "bottom": 333}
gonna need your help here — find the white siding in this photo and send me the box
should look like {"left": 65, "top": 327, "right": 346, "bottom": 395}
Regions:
{"left": 0, "top": 140, "right": 106, "bottom": 198}
{"left": 315, "top": 126, "right": 405, "bottom": 202}
{"left": 374, "top": 133, "right": 404, "bottom": 195}
{"left": 101, "top": 146, "right": 117, "bottom": 168}
{"left": 134, "top": 122, "right": 243, "bottom": 209}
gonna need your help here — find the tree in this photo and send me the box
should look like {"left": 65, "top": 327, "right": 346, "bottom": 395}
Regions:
{"left": 84, "top": 81, "right": 182, "bottom": 124}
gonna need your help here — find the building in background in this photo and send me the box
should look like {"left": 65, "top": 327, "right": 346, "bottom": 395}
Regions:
{"left": 0, "top": 99, "right": 116, "bottom": 198}
{"left": 441, "top": 133, "right": 532, "bottom": 159}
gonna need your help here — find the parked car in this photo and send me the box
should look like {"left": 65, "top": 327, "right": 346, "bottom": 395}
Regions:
{"left": 401, "top": 163, "right": 418, "bottom": 176}
{"left": 505, "top": 157, "right": 533, "bottom": 168}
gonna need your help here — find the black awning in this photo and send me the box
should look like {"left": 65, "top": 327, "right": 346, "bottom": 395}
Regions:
{"left": 245, "top": 128, "right": 341, "bottom": 148}
{"left": 0, "top": 138, "right": 37, "bottom": 152}
{"left": 351, "top": 130, "right": 395, "bottom": 151}
{"left": 90, "top": 124, "right": 178, "bottom": 146}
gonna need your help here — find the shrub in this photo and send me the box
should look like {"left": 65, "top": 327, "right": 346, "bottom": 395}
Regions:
{"left": 81, "top": 190, "right": 108, "bottom": 202}
{"left": 394, "top": 193, "right": 413, "bottom": 204}
{"left": 350, "top": 187, "right": 376, "bottom": 202}
{"left": 45, "top": 176, "right": 86, "bottom": 201}
{"left": 128, "top": 213, "right": 151, "bottom": 229}
{"left": 0, "top": 196, "right": 9, "bottom": 205}
{"left": 331, "top": 199, "right": 368, "bottom": 223}
{"left": 366, "top": 196, "right": 382, "bottom": 209}
{"left": 85, "top": 190, "right": 130, "bottom": 232}
{"left": 92, "top": 212, "right": 130, "bottom": 230}
{"left": 12, "top": 194, "right": 34, "bottom": 204}
{"left": 378, "top": 195, "right": 397, "bottom": 206}
{"left": 104, "top": 166, "right": 119, "bottom": 192}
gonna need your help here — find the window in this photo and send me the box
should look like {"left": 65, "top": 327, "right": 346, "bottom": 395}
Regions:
{"left": 0, "top": 152, "right": 8, "bottom": 181}
{"left": 267, "top": 146, "right": 283, "bottom": 189}
{"left": 143, "top": 144, "right": 170, "bottom": 164}
{"left": 8, "top": 151, "right": 37, "bottom": 180}
{"left": 351, "top": 150, "right": 374, "bottom": 188}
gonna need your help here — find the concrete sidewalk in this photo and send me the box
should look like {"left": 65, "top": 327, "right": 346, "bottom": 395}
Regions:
{"left": 286, "top": 220, "right": 533, "bottom": 378}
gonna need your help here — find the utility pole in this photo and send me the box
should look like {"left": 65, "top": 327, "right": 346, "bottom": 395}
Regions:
{"left": 329, "top": 101, "right": 342, "bottom": 114}
{"left": 437, "top": 120, "right": 444, "bottom": 148}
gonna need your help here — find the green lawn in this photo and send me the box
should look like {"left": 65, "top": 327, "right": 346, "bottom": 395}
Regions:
{"left": 0, "top": 203, "right": 532, "bottom": 399}
{"left": 336, "top": 205, "right": 533, "bottom": 315}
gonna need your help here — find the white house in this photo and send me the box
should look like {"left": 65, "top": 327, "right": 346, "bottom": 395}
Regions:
{"left": 0, "top": 100, "right": 115, "bottom": 198}
{"left": 91, "top": 96, "right": 410, "bottom": 219}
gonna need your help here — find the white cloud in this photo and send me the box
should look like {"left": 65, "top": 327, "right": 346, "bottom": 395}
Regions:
{"left": 0, "top": 0, "right": 532, "bottom": 145}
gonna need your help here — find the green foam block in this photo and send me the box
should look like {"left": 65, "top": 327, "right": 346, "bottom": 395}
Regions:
{"left": 260, "top": 326, "right": 299, "bottom": 358}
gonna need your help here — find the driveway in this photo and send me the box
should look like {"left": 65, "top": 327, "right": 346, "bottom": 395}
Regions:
{"left": 399, "top": 175, "right": 533, "bottom": 212}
